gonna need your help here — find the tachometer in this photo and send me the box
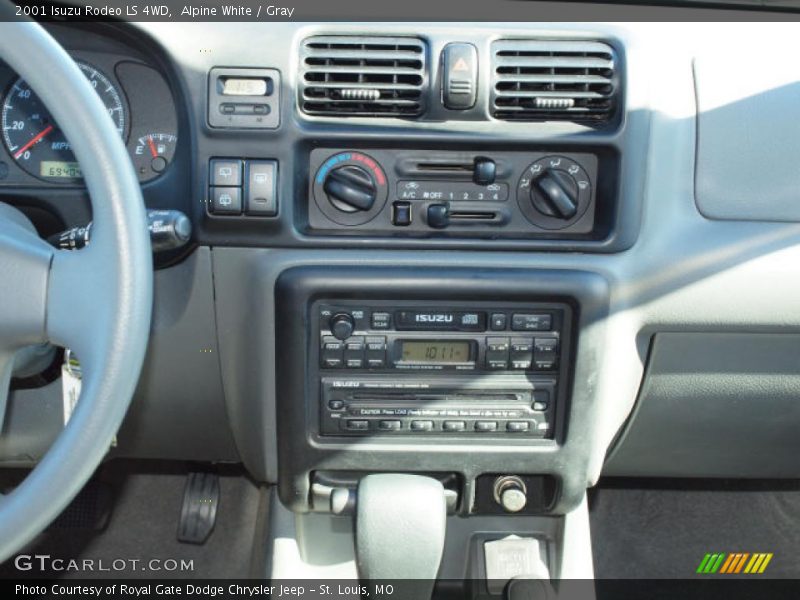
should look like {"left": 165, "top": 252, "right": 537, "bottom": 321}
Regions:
{"left": 1, "top": 61, "right": 127, "bottom": 181}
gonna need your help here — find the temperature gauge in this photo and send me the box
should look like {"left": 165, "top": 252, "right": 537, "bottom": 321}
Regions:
{"left": 133, "top": 132, "right": 177, "bottom": 180}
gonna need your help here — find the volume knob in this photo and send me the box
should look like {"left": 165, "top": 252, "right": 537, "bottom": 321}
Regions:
{"left": 330, "top": 313, "right": 356, "bottom": 340}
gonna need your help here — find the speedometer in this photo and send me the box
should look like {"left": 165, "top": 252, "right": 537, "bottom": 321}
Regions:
{"left": 1, "top": 61, "right": 127, "bottom": 181}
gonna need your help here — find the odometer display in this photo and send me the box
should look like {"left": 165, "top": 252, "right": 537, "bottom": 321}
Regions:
{"left": 40, "top": 161, "right": 82, "bottom": 179}
{"left": 1, "top": 61, "right": 127, "bottom": 181}
{"left": 400, "top": 341, "right": 471, "bottom": 364}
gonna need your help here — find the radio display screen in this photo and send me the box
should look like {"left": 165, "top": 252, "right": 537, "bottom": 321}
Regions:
{"left": 400, "top": 340, "right": 471, "bottom": 364}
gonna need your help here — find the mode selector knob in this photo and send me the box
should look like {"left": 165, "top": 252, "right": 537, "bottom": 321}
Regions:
{"left": 323, "top": 165, "right": 377, "bottom": 213}
{"left": 531, "top": 169, "right": 578, "bottom": 220}
{"left": 330, "top": 313, "right": 356, "bottom": 340}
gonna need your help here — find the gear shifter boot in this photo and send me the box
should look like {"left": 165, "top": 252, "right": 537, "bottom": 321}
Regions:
{"left": 355, "top": 474, "right": 446, "bottom": 595}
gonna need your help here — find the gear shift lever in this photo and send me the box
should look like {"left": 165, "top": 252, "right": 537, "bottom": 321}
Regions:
{"left": 355, "top": 474, "right": 447, "bottom": 599}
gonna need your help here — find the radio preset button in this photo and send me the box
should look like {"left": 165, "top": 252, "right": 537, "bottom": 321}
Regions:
{"left": 534, "top": 336, "right": 559, "bottom": 370}
{"left": 443, "top": 420, "right": 466, "bottom": 432}
{"left": 371, "top": 312, "right": 391, "bottom": 330}
{"left": 490, "top": 313, "right": 508, "bottom": 331}
{"left": 345, "top": 419, "right": 369, "bottom": 431}
{"left": 511, "top": 313, "right": 553, "bottom": 331}
{"left": 507, "top": 421, "right": 531, "bottom": 432}
{"left": 365, "top": 336, "right": 387, "bottom": 368}
{"left": 510, "top": 338, "right": 534, "bottom": 370}
{"left": 486, "top": 337, "right": 510, "bottom": 370}
{"left": 410, "top": 420, "right": 434, "bottom": 432}
{"left": 344, "top": 337, "right": 365, "bottom": 368}
{"left": 321, "top": 336, "right": 344, "bottom": 368}
{"left": 379, "top": 420, "right": 402, "bottom": 431}
{"left": 475, "top": 421, "right": 498, "bottom": 432}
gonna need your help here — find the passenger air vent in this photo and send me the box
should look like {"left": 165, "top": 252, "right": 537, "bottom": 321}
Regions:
{"left": 491, "top": 40, "right": 618, "bottom": 122}
{"left": 300, "top": 36, "right": 427, "bottom": 117}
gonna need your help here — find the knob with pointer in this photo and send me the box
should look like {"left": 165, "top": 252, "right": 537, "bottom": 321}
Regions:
{"left": 323, "top": 165, "right": 377, "bottom": 213}
{"left": 531, "top": 168, "right": 579, "bottom": 220}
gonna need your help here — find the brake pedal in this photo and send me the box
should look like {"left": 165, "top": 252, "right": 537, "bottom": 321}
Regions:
{"left": 177, "top": 471, "right": 220, "bottom": 544}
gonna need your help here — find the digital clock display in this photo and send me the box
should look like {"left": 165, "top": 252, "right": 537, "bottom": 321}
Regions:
{"left": 40, "top": 161, "right": 82, "bottom": 179}
{"left": 400, "top": 341, "right": 471, "bottom": 364}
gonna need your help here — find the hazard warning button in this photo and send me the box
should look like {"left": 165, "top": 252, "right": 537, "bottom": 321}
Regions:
{"left": 441, "top": 42, "right": 478, "bottom": 110}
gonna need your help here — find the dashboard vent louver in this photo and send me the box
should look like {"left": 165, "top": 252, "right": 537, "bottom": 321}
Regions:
{"left": 491, "top": 40, "right": 618, "bottom": 122}
{"left": 300, "top": 36, "right": 427, "bottom": 118}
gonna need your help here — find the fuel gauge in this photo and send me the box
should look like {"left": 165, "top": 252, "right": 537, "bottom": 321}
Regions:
{"left": 133, "top": 132, "right": 177, "bottom": 180}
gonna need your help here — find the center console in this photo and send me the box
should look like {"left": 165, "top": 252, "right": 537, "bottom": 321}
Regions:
{"left": 275, "top": 265, "right": 609, "bottom": 518}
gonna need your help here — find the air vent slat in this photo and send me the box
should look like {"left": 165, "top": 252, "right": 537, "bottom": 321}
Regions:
{"left": 491, "top": 40, "right": 619, "bottom": 123}
{"left": 494, "top": 56, "right": 613, "bottom": 70}
{"left": 495, "top": 90, "right": 609, "bottom": 99}
{"left": 304, "top": 49, "right": 423, "bottom": 61}
{"left": 300, "top": 35, "right": 427, "bottom": 118}
{"left": 303, "top": 82, "right": 423, "bottom": 91}
{"left": 495, "top": 73, "right": 612, "bottom": 85}
{"left": 305, "top": 65, "right": 422, "bottom": 75}
{"left": 304, "top": 99, "right": 422, "bottom": 107}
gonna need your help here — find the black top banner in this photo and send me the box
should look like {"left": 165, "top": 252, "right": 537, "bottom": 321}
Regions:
{"left": 2, "top": 0, "right": 800, "bottom": 22}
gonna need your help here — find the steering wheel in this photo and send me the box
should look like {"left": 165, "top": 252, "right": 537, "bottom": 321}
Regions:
{"left": 0, "top": 15, "right": 152, "bottom": 563}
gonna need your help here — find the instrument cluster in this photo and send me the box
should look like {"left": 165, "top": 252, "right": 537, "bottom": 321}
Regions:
{"left": 0, "top": 31, "right": 178, "bottom": 186}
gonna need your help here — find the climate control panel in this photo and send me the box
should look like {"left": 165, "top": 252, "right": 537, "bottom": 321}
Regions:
{"left": 307, "top": 148, "right": 601, "bottom": 238}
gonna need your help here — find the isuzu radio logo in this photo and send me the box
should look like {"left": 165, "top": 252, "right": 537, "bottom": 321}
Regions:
{"left": 415, "top": 314, "right": 453, "bottom": 323}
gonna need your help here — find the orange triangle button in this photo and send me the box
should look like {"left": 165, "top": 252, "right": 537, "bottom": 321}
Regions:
{"left": 453, "top": 57, "right": 470, "bottom": 72}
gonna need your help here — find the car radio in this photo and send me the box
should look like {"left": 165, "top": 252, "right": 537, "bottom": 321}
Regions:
{"left": 315, "top": 300, "right": 573, "bottom": 438}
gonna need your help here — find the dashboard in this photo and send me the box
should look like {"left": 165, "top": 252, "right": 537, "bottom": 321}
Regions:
{"left": 3, "top": 19, "right": 800, "bottom": 521}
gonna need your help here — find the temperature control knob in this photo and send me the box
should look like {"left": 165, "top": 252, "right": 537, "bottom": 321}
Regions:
{"left": 323, "top": 165, "right": 377, "bottom": 213}
{"left": 531, "top": 169, "right": 578, "bottom": 219}
{"left": 330, "top": 313, "right": 356, "bottom": 340}
{"left": 313, "top": 152, "right": 389, "bottom": 226}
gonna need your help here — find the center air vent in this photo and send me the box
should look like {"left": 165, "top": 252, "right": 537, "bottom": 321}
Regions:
{"left": 491, "top": 40, "right": 618, "bottom": 123}
{"left": 300, "top": 36, "right": 427, "bottom": 117}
